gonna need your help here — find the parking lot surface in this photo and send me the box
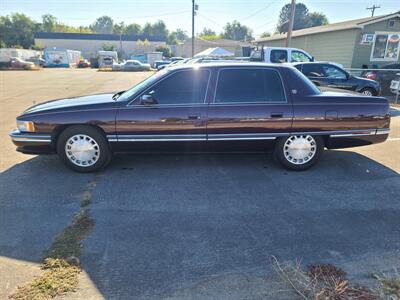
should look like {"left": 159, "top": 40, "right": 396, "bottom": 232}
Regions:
{"left": 1, "top": 69, "right": 399, "bottom": 299}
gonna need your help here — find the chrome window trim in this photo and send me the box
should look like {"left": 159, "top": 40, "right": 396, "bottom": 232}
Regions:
{"left": 127, "top": 68, "right": 211, "bottom": 107}
{"left": 212, "top": 67, "right": 288, "bottom": 105}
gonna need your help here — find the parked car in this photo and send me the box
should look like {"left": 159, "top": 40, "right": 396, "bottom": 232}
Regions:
{"left": 10, "top": 63, "right": 390, "bottom": 172}
{"left": 10, "top": 57, "right": 35, "bottom": 69}
{"left": 113, "top": 60, "right": 151, "bottom": 71}
{"left": 77, "top": 59, "right": 91, "bottom": 68}
{"left": 361, "top": 63, "right": 400, "bottom": 95}
{"left": 390, "top": 73, "right": 400, "bottom": 95}
{"left": 26, "top": 57, "right": 46, "bottom": 67}
{"left": 250, "top": 47, "right": 314, "bottom": 63}
{"left": 294, "top": 62, "right": 381, "bottom": 96}
{"left": 154, "top": 60, "right": 171, "bottom": 69}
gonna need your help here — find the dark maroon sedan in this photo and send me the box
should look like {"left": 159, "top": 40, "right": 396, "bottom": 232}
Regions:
{"left": 10, "top": 63, "right": 390, "bottom": 172}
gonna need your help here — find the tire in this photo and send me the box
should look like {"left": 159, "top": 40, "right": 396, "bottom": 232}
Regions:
{"left": 360, "top": 87, "right": 376, "bottom": 96}
{"left": 57, "top": 125, "right": 112, "bottom": 172}
{"left": 274, "top": 135, "right": 323, "bottom": 171}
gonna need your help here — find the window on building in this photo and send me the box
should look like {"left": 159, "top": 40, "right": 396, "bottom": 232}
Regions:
{"left": 388, "top": 19, "right": 395, "bottom": 28}
{"left": 371, "top": 33, "right": 400, "bottom": 61}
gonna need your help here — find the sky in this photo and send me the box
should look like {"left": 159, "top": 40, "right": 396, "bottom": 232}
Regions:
{"left": 1, "top": 0, "right": 399, "bottom": 38}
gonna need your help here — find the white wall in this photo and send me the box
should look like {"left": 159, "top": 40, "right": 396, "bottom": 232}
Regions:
{"left": 35, "top": 38, "right": 166, "bottom": 58}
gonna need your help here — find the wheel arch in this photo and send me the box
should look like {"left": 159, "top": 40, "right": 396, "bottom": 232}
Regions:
{"left": 51, "top": 124, "right": 108, "bottom": 153}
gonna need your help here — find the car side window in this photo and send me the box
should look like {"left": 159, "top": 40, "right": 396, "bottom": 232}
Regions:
{"left": 322, "top": 65, "right": 347, "bottom": 79}
{"left": 270, "top": 50, "right": 288, "bottom": 63}
{"left": 215, "top": 68, "right": 285, "bottom": 103}
{"left": 291, "top": 51, "right": 311, "bottom": 62}
{"left": 144, "top": 70, "right": 210, "bottom": 105}
{"left": 301, "top": 64, "right": 324, "bottom": 77}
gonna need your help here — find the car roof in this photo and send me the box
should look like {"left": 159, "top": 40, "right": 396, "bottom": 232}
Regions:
{"left": 167, "top": 62, "right": 295, "bottom": 71}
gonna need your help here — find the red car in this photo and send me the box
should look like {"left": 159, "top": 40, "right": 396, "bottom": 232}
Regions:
{"left": 78, "top": 59, "right": 91, "bottom": 68}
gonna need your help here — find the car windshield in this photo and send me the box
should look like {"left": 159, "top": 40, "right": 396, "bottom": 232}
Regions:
{"left": 117, "top": 69, "right": 168, "bottom": 101}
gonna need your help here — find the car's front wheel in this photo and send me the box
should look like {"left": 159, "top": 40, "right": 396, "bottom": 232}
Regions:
{"left": 57, "top": 125, "right": 111, "bottom": 172}
{"left": 274, "top": 135, "right": 323, "bottom": 170}
{"left": 360, "top": 87, "right": 376, "bottom": 96}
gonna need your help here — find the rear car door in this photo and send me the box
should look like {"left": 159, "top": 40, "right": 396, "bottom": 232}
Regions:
{"left": 115, "top": 69, "right": 210, "bottom": 144}
{"left": 300, "top": 64, "right": 326, "bottom": 87}
{"left": 207, "top": 67, "right": 293, "bottom": 142}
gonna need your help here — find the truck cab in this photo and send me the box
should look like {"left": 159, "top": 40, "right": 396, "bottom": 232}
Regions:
{"left": 250, "top": 47, "right": 314, "bottom": 64}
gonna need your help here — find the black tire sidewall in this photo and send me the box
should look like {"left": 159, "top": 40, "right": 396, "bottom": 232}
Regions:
{"left": 57, "top": 125, "right": 111, "bottom": 172}
{"left": 274, "top": 135, "right": 323, "bottom": 171}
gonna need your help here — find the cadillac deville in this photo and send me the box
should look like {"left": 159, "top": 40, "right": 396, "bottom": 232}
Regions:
{"left": 10, "top": 63, "right": 390, "bottom": 172}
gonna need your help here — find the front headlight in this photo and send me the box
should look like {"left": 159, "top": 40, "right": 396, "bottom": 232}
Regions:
{"left": 17, "top": 121, "right": 35, "bottom": 132}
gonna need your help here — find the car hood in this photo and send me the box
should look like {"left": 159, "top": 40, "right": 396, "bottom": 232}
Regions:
{"left": 23, "top": 93, "right": 116, "bottom": 115}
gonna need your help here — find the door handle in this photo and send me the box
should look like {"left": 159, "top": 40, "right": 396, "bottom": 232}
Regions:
{"left": 188, "top": 115, "right": 201, "bottom": 120}
{"left": 270, "top": 113, "right": 283, "bottom": 118}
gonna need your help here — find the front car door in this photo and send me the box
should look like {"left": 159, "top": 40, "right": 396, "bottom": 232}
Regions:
{"left": 206, "top": 67, "right": 293, "bottom": 149}
{"left": 115, "top": 68, "right": 210, "bottom": 149}
{"left": 320, "top": 64, "right": 356, "bottom": 91}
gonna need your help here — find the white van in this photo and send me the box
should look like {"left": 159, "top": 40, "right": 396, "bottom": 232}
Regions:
{"left": 250, "top": 47, "right": 314, "bottom": 63}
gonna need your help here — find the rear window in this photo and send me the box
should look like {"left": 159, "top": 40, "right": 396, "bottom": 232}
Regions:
{"left": 215, "top": 68, "right": 286, "bottom": 103}
{"left": 270, "top": 50, "right": 288, "bottom": 63}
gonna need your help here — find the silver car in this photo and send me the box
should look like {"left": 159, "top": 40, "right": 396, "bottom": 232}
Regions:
{"left": 119, "top": 60, "right": 151, "bottom": 71}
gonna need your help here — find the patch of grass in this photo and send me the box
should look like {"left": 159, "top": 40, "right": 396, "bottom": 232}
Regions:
{"left": 271, "top": 256, "right": 376, "bottom": 300}
{"left": 374, "top": 270, "right": 400, "bottom": 299}
{"left": 10, "top": 259, "right": 80, "bottom": 300}
{"left": 43, "top": 209, "right": 94, "bottom": 259}
{"left": 80, "top": 191, "right": 91, "bottom": 208}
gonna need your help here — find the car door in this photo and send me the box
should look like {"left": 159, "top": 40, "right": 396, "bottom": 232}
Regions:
{"left": 300, "top": 63, "right": 326, "bottom": 87}
{"left": 207, "top": 67, "right": 293, "bottom": 143}
{"left": 320, "top": 64, "right": 356, "bottom": 91}
{"left": 115, "top": 68, "right": 210, "bottom": 145}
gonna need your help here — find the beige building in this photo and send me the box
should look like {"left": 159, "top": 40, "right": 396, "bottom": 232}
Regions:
{"left": 34, "top": 32, "right": 166, "bottom": 59}
{"left": 255, "top": 12, "right": 400, "bottom": 68}
{"left": 172, "top": 38, "right": 252, "bottom": 58}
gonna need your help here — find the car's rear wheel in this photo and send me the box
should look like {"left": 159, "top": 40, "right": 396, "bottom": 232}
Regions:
{"left": 57, "top": 125, "right": 111, "bottom": 172}
{"left": 274, "top": 135, "right": 323, "bottom": 170}
{"left": 360, "top": 87, "right": 376, "bottom": 96}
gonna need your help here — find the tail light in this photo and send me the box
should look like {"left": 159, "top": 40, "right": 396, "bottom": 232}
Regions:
{"left": 366, "top": 73, "right": 377, "bottom": 80}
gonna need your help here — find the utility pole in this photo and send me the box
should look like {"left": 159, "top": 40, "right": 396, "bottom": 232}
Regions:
{"left": 367, "top": 4, "right": 380, "bottom": 17}
{"left": 285, "top": 0, "right": 296, "bottom": 47}
{"left": 191, "top": 0, "right": 198, "bottom": 57}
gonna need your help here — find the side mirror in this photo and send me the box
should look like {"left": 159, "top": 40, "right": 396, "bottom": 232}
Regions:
{"left": 140, "top": 94, "right": 158, "bottom": 105}
{"left": 346, "top": 73, "right": 352, "bottom": 80}
{"left": 310, "top": 56, "right": 315, "bottom": 62}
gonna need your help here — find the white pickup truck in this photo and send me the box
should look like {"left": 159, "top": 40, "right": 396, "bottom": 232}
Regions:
{"left": 250, "top": 47, "right": 315, "bottom": 63}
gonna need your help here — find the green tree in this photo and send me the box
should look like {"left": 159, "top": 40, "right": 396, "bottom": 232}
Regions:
{"left": 142, "top": 20, "right": 169, "bottom": 39}
{"left": 308, "top": 12, "right": 329, "bottom": 27}
{"left": 41, "top": 14, "right": 57, "bottom": 32}
{"left": 173, "top": 28, "right": 188, "bottom": 41}
{"left": 222, "top": 20, "right": 253, "bottom": 41}
{"left": 260, "top": 31, "right": 271, "bottom": 38}
{"left": 199, "top": 27, "right": 216, "bottom": 36}
{"left": 102, "top": 42, "right": 116, "bottom": 51}
{"left": 155, "top": 45, "right": 172, "bottom": 58}
{"left": 1, "top": 13, "right": 36, "bottom": 48}
{"left": 90, "top": 16, "right": 114, "bottom": 34}
{"left": 276, "top": 3, "right": 329, "bottom": 33}
{"left": 113, "top": 21, "right": 126, "bottom": 34}
{"left": 125, "top": 23, "right": 141, "bottom": 35}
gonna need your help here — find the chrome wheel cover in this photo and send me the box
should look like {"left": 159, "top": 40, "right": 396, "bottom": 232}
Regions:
{"left": 283, "top": 135, "right": 316, "bottom": 165}
{"left": 362, "top": 90, "right": 373, "bottom": 96}
{"left": 65, "top": 134, "right": 100, "bottom": 167}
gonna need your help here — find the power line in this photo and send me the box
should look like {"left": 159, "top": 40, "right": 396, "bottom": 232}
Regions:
{"left": 239, "top": 1, "right": 276, "bottom": 22}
